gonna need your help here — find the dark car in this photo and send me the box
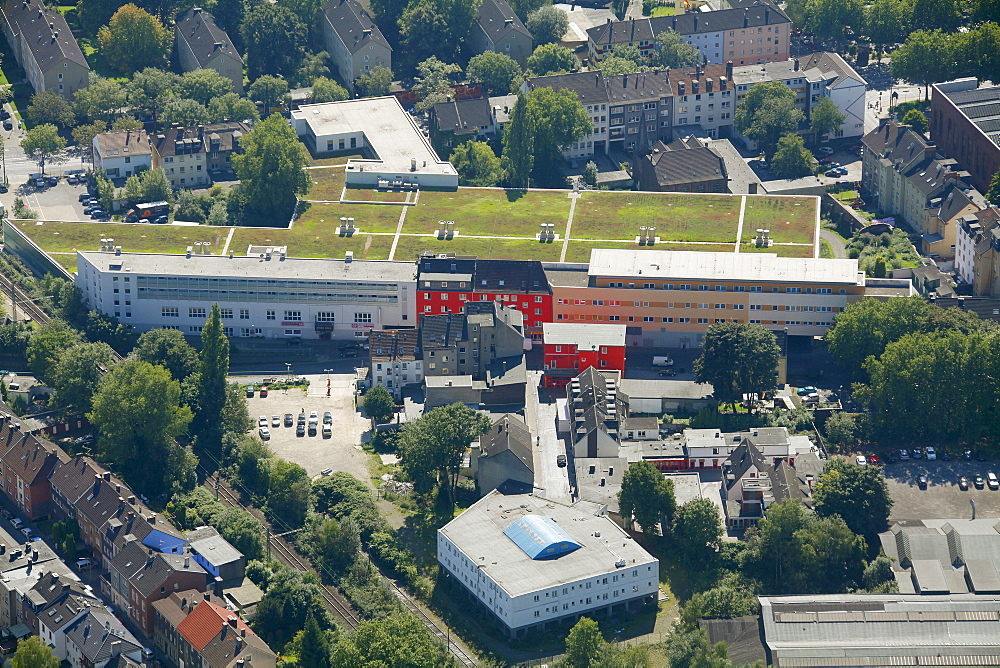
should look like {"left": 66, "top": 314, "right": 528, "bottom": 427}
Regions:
{"left": 245, "top": 386, "right": 255, "bottom": 398}
{"left": 308, "top": 423, "right": 317, "bottom": 436}
{"left": 296, "top": 423, "right": 305, "bottom": 437}
{"left": 284, "top": 413, "right": 293, "bottom": 427}
{"left": 90, "top": 209, "right": 107, "bottom": 219}
{"left": 79, "top": 193, "right": 91, "bottom": 202}
{"left": 917, "top": 475, "right": 928, "bottom": 489}
{"left": 0, "top": 183, "right": 7, "bottom": 194}
{"left": 0, "top": 109, "right": 9, "bottom": 120}
{"left": 975, "top": 475, "right": 986, "bottom": 489}
{"left": 911, "top": 448, "right": 923, "bottom": 459}
{"left": 964, "top": 449, "right": 973, "bottom": 460}
{"left": 960, "top": 476, "right": 970, "bottom": 490}
{"left": 3, "top": 120, "right": 13, "bottom": 131}
{"left": 556, "top": 454, "right": 567, "bottom": 467}
{"left": 323, "top": 411, "right": 332, "bottom": 424}
{"left": 152, "top": 215, "right": 168, "bottom": 224}
{"left": 46, "top": 176, "right": 57, "bottom": 186}
{"left": 825, "top": 169, "right": 841, "bottom": 178}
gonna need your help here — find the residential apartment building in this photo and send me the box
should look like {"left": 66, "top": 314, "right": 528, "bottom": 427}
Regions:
{"left": 472, "top": 414, "right": 534, "bottom": 495}
{"left": 64, "top": 606, "right": 144, "bottom": 668}
{"left": 437, "top": 491, "right": 659, "bottom": 638}
{"left": 75, "top": 249, "right": 418, "bottom": 340}
{"left": 151, "top": 122, "right": 250, "bottom": 188}
{"left": 175, "top": 8, "right": 244, "bottom": 94}
{"left": 0, "top": 0, "right": 89, "bottom": 96}
{"left": 931, "top": 78, "right": 1000, "bottom": 193}
{"left": 321, "top": 0, "right": 391, "bottom": 94}
{"left": 546, "top": 248, "right": 867, "bottom": 347}
{"left": 93, "top": 131, "right": 153, "bottom": 179}
{"left": 416, "top": 255, "right": 551, "bottom": 339}
{"left": 0, "top": 415, "right": 65, "bottom": 520}
{"left": 970, "top": 208, "right": 1000, "bottom": 297}
{"left": 420, "top": 301, "right": 524, "bottom": 379}
{"left": 429, "top": 94, "right": 517, "bottom": 155}
{"left": 637, "top": 137, "right": 729, "bottom": 192}
{"left": 542, "top": 322, "right": 626, "bottom": 387}
{"left": 366, "top": 328, "right": 422, "bottom": 398}
{"left": 564, "top": 368, "right": 629, "bottom": 458}
{"left": 471, "top": 0, "right": 533, "bottom": 66}
{"left": 586, "top": 3, "right": 790, "bottom": 65}
{"left": 185, "top": 526, "right": 244, "bottom": 585}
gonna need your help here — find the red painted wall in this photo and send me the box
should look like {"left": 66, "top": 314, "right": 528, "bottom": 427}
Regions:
{"left": 416, "top": 291, "right": 553, "bottom": 336}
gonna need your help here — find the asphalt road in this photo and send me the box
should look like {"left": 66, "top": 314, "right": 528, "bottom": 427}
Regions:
{"left": 526, "top": 370, "right": 571, "bottom": 503}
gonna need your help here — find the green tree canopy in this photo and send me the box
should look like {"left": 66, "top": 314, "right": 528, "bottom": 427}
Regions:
{"left": 97, "top": 4, "right": 172, "bottom": 74}
{"left": 310, "top": 76, "right": 349, "bottom": 103}
{"left": 247, "top": 75, "right": 290, "bottom": 111}
{"left": 902, "top": 108, "right": 928, "bottom": 134}
{"left": 207, "top": 93, "right": 260, "bottom": 123}
{"left": 27, "top": 91, "right": 75, "bottom": 129}
{"left": 527, "top": 43, "right": 576, "bottom": 75}
{"left": 399, "top": 0, "right": 479, "bottom": 66}
{"left": 501, "top": 93, "right": 535, "bottom": 188}
{"left": 194, "top": 304, "right": 229, "bottom": 456}
{"left": 822, "top": 411, "right": 857, "bottom": 448}
{"left": 770, "top": 133, "right": 814, "bottom": 179}
{"left": 891, "top": 30, "right": 959, "bottom": 98}
{"left": 362, "top": 384, "right": 396, "bottom": 426}
{"left": 618, "top": 461, "right": 676, "bottom": 535}
{"left": 127, "top": 67, "right": 180, "bottom": 123}
{"left": 355, "top": 66, "right": 393, "bottom": 98}
{"left": 299, "top": 613, "right": 332, "bottom": 668}
{"left": 694, "top": 322, "right": 780, "bottom": 408}
{"left": 21, "top": 124, "right": 67, "bottom": 174}
{"left": 12, "top": 636, "right": 58, "bottom": 668}
{"left": 241, "top": 3, "right": 306, "bottom": 80}
{"left": 330, "top": 612, "right": 452, "bottom": 667}
{"left": 810, "top": 97, "right": 846, "bottom": 139}
{"left": 564, "top": 617, "right": 606, "bottom": 668}
{"left": 467, "top": 51, "right": 522, "bottom": 95}
{"left": 27, "top": 319, "right": 81, "bottom": 382}
{"left": 911, "top": 0, "right": 960, "bottom": 31}
{"left": 50, "top": 341, "right": 117, "bottom": 414}
{"left": 863, "top": 0, "right": 912, "bottom": 49}
{"left": 734, "top": 81, "right": 805, "bottom": 159}
{"left": 598, "top": 55, "right": 642, "bottom": 76}
{"left": 988, "top": 168, "right": 1000, "bottom": 207}
{"left": 73, "top": 120, "right": 108, "bottom": 161}
{"left": 672, "top": 498, "right": 723, "bottom": 567}
{"left": 653, "top": 28, "right": 702, "bottom": 68}
{"left": 509, "top": 0, "right": 548, "bottom": 21}
{"left": 74, "top": 77, "right": 128, "bottom": 123}
{"left": 267, "top": 459, "right": 311, "bottom": 527}
{"left": 813, "top": 458, "right": 893, "bottom": 545}
{"left": 215, "top": 506, "right": 267, "bottom": 561}
{"left": 450, "top": 141, "right": 503, "bottom": 187}
{"left": 501, "top": 86, "right": 590, "bottom": 187}
{"left": 232, "top": 113, "right": 310, "bottom": 222}
{"left": 803, "top": 0, "right": 863, "bottom": 42}
{"left": 133, "top": 328, "right": 199, "bottom": 380}
{"left": 178, "top": 68, "right": 235, "bottom": 105}
{"left": 161, "top": 98, "right": 210, "bottom": 126}
{"left": 413, "top": 56, "right": 462, "bottom": 112}
{"left": 527, "top": 5, "right": 569, "bottom": 45}
{"left": 252, "top": 566, "right": 333, "bottom": 649}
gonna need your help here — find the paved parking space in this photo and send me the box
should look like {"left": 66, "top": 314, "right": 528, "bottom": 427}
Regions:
{"left": 6, "top": 177, "right": 92, "bottom": 221}
{"left": 238, "top": 372, "right": 373, "bottom": 482}
{"left": 885, "top": 460, "right": 1000, "bottom": 521}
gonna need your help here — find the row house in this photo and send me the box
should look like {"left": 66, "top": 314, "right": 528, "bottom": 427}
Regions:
{"left": 586, "top": 2, "right": 791, "bottom": 66}
{"left": 64, "top": 606, "right": 144, "bottom": 668}
{"left": 153, "top": 590, "right": 276, "bottom": 668}
{"left": 151, "top": 122, "right": 251, "bottom": 188}
{"left": 968, "top": 208, "right": 1000, "bottom": 297}
{"left": 429, "top": 94, "right": 517, "bottom": 156}
{"left": 542, "top": 322, "right": 626, "bottom": 387}
{"left": 0, "top": 414, "right": 65, "bottom": 520}
{"left": 720, "top": 440, "right": 823, "bottom": 529}
{"left": 420, "top": 301, "right": 525, "bottom": 379}
{"left": 471, "top": 0, "right": 532, "bottom": 67}
{"left": 366, "top": 328, "right": 422, "bottom": 399}
{"left": 415, "top": 255, "right": 552, "bottom": 339}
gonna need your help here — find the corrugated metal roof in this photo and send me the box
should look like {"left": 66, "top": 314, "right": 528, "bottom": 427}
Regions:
{"left": 503, "top": 515, "right": 582, "bottom": 560}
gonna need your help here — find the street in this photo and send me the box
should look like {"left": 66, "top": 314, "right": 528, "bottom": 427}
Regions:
{"left": 525, "top": 370, "right": 572, "bottom": 503}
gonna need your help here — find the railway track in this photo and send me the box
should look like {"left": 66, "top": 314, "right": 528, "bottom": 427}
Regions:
{"left": 0, "top": 272, "right": 49, "bottom": 324}
{"left": 201, "top": 468, "right": 477, "bottom": 665}
{"left": 201, "top": 469, "right": 362, "bottom": 631}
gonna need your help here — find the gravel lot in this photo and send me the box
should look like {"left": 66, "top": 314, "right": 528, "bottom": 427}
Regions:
{"left": 239, "top": 372, "right": 374, "bottom": 483}
{"left": 885, "top": 459, "right": 1000, "bottom": 521}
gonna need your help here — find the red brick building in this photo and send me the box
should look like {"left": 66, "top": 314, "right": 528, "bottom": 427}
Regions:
{"left": 0, "top": 413, "right": 65, "bottom": 520}
{"left": 415, "top": 255, "right": 552, "bottom": 340}
{"left": 542, "top": 322, "right": 627, "bottom": 387}
{"left": 931, "top": 79, "right": 1000, "bottom": 193}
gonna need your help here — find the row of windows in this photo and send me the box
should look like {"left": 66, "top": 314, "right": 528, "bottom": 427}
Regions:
{"left": 557, "top": 314, "right": 834, "bottom": 326}
{"left": 162, "top": 307, "right": 373, "bottom": 323}
{"left": 139, "top": 288, "right": 398, "bottom": 304}
{"left": 600, "top": 282, "right": 839, "bottom": 294}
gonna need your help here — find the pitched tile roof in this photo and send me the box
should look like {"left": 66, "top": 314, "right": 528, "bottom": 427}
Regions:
{"left": 176, "top": 598, "right": 275, "bottom": 667}
{"left": 175, "top": 7, "right": 242, "bottom": 67}
{"left": 473, "top": 259, "right": 549, "bottom": 293}
{"left": 643, "top": 137, "right": 727, "bottom": 187}
{"left": 322, "top": 0, "right": 390, "bottom": 55}
{"left": 94, "top": 130, "right": 153, "bottom": 159}
{"left": 369, "top": 328, "right": 421, "bottom": 363}
{"left": 432, "top": 97, "right": 493, "bottom": 137}
{"left": 477, "top": 0, "right": 531, "bottom": 42}
{"left": 587, "top": 2, "right": 789, "bottom": 46}
{"left": 525, "top": 70, "right": 674, "bottom": 105}
{"left": 0, "top": 413, "right": 65, "bottom": 486}
{"left": 152, "top": 122, "right": 249, "bottom": 158}
{"left": 50, "top": 455, "right": 105, "bottom": 509}
{"left": 1, "top": 0, "right": 88, "bottom": 71}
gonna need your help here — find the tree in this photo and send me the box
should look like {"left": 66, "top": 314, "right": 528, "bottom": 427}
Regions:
{"left": 355, "top": 66, "right": 393, "bottom": 98}
{"left": 232, "top": 113, "right": 310, "bottom": 222}
{"left": 467, "top": 51, "right": 522, "bottom": 95}
{"left": 399, "top": 0, "right": 479, "bottom": 65}
{"left": 127, "top": 67, "right": 180, "bottom": 125}
{"left": 824, "top": 296, "right": 937, "bottom": 377}
{"left": 362, "top": 384, "right": 396, "bottom": 427}
{"left": 962, "top": 22, "right": 1000, "bottom": 88}
{"left": 734, "top": 81, "right": 804, "bottom": 159}
{"left": 564, "top": 617, "right": 605, "bottom": 668}
{"left": 247, "top": 75, "right": 290, "bottom": 112}
{"left": 73, "top": 120, "right": 107, "bottom": 162}
{"left": 134, "top": 328, "right": 199, "bottom": 380}
{"left": 310, "top": 76, "right": 349, "bottom": 103}
{"left": 21, "top": 124, "right": 67, "bottom": 174}
{"left": 891, "top": 30, "right": 958, "bottom": 99}
{"left": 207, "top": 199, "right": 229, "bottom": 226}
{"left": 241, "top": 3, "right": 306, "bottom": 80}
{"left": 795, "top": 515, "right": 867, "bottom": 593}
{"left": 501, "top": 93, "right": 535, "bottom": 188}
{"left": 582, "top": 160, "right": 598, "bottom": 188}
{"left": 509, "top": 0, "right": 548, "bottom": 21}
{"left": 50, "top": 342, "right": 117, "bottom": 414}
{"left": 694, "top": 322, "right": 780, "bottom": 409}
{"left": 902, "top": 108, "right": 928, "bottom": 134}
{"left": 331, "top": 612, "right": 451, "bottom": 667}
{"left": 74, "top": 77, "right": 127, "bottom": 123}
{"left": 97, "top": 4, "right": 172, "bottom": 74}
{"left": 299, "top": 614, "right": 331, "bottom": 668}
{"left": 988, "top": 169, "right": 1000, "bottom": 207}
{"left": 295, "top": 50, "right": 332, "bottom": 88}
{"left": 112, "top": 115, "right": 143, "bottom": 131}
{"left": 770, "top": 133, "right": 814, "bottom": 179}
{"left": 527, "top": 43, "right": 576, "bottom": 75}
{"left": 12, "top": 636, "right": 59, "bottom": 668}
{"left": 88, "top": 360, "right": 194, "bottom": 496}
{"left": 527, "top": 86, "right": 590, "bottom": 185}
{"left": 863, "top": 0, "right": 911, "bottom": 51}
{"left": 527, "top": 5, "right": 569, "bottom": 45}
{"left": 253, "top": 566, "right": 332, "bottom": 649}
{"left": 27, "top": 91, "right": 74, "bottom": 129}
{"left": 27, "top": 320, "right": 81, "bottom": 382}
{"left": 413, "top": 56, "right": 462, "bottom": 112}
{"left": 813, "top": 459, "right": 893, "bottom": 545}
{"left": 139, "top": 168, "right": 172, "bottom": 203}
{"left": 618, "top": 461, "right": 675, "bottom": 535}
{"left": 267, "top": 459, "right": 311, "bottom": 527}
{"left": 612, "top": 44, "right": 644, "bottom": 65}
{"left": 195, "top": 305, "right": 230, "bottom": 457}
{"left": 653, "top": 29, "right": 702, "bottom": 69}
{"left": 673, "top": 498, "right": 723, "bottom": 570}
{"left": 598, "top": 56, "right": 642, "bottom": 76}
{"left": 822, "top": 411, "right": 856, "bottom": 448}
{"left": 179, "top": 68, "right": 235, "bottom": 105}
{"left": 207, "top": 93, "right": 260, "bottom": 123}
{"left": 803, "top": 0, "right": 863, "bottom": 43}
{"left": 162, "top": 98, "right": 210, "bottom": 126}
{"left": 216, "top": 506, "right": 266, "bottom": 560}
{"left": 911, "top": 0, "right": 960, "bottom": 32}
{"left": 450, "top": 141, "right": 503, "bottom": 187}
{"left": 810, "top": 97, "right": 846, "bottom": 140}
{"left": 396, "top": 403, "right": 490, "bottom": 504}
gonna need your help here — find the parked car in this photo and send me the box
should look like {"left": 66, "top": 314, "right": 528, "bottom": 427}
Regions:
{"left": 4, "top": 120, "right": 13, "bottom": 131}
{"left": 0, "top": 183, "right": 7, "bottom": 194}
{"left": 918, "top": 474, "right": 928, "bottom": 489}
{"left": 855, "top": 455, "right": 867, "bottom": 465}
{"left": 834, "top": 166, "right": 848, "bottom": 176}
{"left": 67, "top": 174, "right": 78, "bottom": 184}
{"left": 75, "top": 558, "right": 95, "bottom": 570}
{"left": 802, "top": 392, "right": 820, "bottom": 403}
{"left": 557, "top": 454, "right": 567, "bottom": 467}
{"left": 321, "top": 468, "right": 333, "bottom": 476}
{"left": 10, "top": 518, "right": 23, "bottom": 529}
{"left": 246, "top": 386, "right": 255, "bottom": 398}
{"left": 959, "top": 476, "right": 970, "bottom": 490}
{"left": 911, "top": 448, "right": 923, "bottom": 459}
{"left": 796, "top": 386, "right": 818, "bottom": 396}
{"left": 259, "top": 386, "right": 268, "bottom": 398}
{"left": 309, "top": 410, "right": 319, "bottom": 420}
{"left": 323, "top": 411, "right": 332, "bottom": 424}
{"left": 46, "top": 176, "right": 57, "bottom": 186}
{"left": 258, "top": 427, "right": 270, "bottom": 440}
{"left": 152, "top": 215, "right": 168, "bottom": 224}
{"left": 308, "top": 423, "right": 317, "bottom": 436}
{"left": 296, "top": 423, "right": 305, "bottom": 437}
{"left": 825, "top": 169, "right": 841, "bottom": 178}
{"left": 899, "top": 448, "right": 910, "bottom": 460}
{"left": 271, "top": 415, "right": 280, "bottom": 427}
{"left": 869, "top": 455, "right": 882, "bottom": 465}
{"left": 989, "top": 472, "right": 999, "bottom": 490}
{"left": 975, "top": 474, "right": 986, "bottom": 489}
{"left": 20, "top": 528, "right": 33, "bottom": 539}
{"left": 925, "top": 446, "right": 936, "bottom": 461}
{"left": 941, "top": 450, "right": 951, "bottom": 461}
{"left": 90, "top": 209, "right": 107, "bottom": 219}
{"left": 284, "top": 413, "right": 293, "bottom": 427}
{"left": 322, "top": 424, "right": 332, "bottom": 438}
{"left": 79, "top": 193, "right": 91, "bottom": 202}
{"left": 817, "top": 146, "right": 835, "bottom": 156}
{"left": 258, "top": 415, "right": 268, "bottom": 427}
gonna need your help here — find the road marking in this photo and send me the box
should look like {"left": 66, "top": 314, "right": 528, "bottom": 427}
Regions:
{"left": 220, "top": 226, "right": 236, "bottom": 256}
{"left": 734, "top": 195, "right": 747, "bottom": 253}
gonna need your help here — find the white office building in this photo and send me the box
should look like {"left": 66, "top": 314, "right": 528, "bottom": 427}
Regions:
{"left": 437, "top": 490, "right": 659, "bottom": 638}
{"left": 75, "top": 246, "right": 417, "bottom": 340}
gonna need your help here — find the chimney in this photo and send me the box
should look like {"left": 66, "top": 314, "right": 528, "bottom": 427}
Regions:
{"left": 726, "top": 60, "right": 733, "bottom": 79}
{"left": 228, "top": 616, "right": 238, "bottom": 628}
{"left": 743, "top": 8, "right": 748, "bottom": 27}
{"left": 694, "top": 15, "right": 698, "bottom": 31}
{"left": 214, "top": 576, "right": 224, "bottom": 598}
{"left": 705, "top": 77, "right": 713, "bottom": 92}
{"left": 183, "top": 556, "right": 190, "bottom": 568}
{"left": 793, "top": 58, "right": 799, "bottom": 71}
{"left": 181, "top": 597, "right": 187, "bottom": 610}
{"left": 678, "top": 81, "right": 685, "bottom": 95}
{"left": 203, "top": 591, "right": 211, "bottom": 601}
{"left": 103, "top": 471, "right": 110, "bottom": 481}
{"left": 765, "top": 7, "right": 770, "bottom": 23}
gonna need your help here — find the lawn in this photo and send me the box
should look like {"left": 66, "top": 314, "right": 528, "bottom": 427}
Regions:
{"left": 305, "top": 167, "right": 346, "bottom": 201}
{"left": 392, "top": 234, "right": 563, "bottom": 262}
{"left": 294, "top": 201, "right": 402, "bottom": 234}
{"left": 572, "top": 192, "right": 742, "bottom": 243}
{"left": 308, "top": 151, "right": 366, "bottom": 167}
{"left": 563, "top": 241, "right": 736, "bottom": 263}
{"left": 650, "top": 4, "right": 679, "bottom": 15}
{"left": 402, "top": 189, "right": 571, "bottom": 238}
{"left": 343, "top": 186, "right": 412, "bottom": 203}
{"left": 230, "top": 227, "right": 394, "bottom": 260}
{"left": 11, "top": 219, "right": 230, "bottom": 255}
{"left": 740, "top": 242, "right": 816, "bottom": 258}
{"left": 742, "top": 196, "right": 817, "bottom": 245}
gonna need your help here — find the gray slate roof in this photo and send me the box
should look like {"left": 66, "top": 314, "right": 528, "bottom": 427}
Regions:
{"left": 323, "top": 0, "right": 390, "bottom": 55}
{"left": 644, "top": 138, "right": 727, "bottom": 187}
{"left": 477, "top": 0, "right": 531, "bottom": 42}
{"left": 65, "top": 607, "right": 142, "bottom": 664}
{"left": 2, "top": 0, "right": 88, "bottom": 70}
{"left": 587, "top": 2, "right": 789, "bottom": 45}
{"left": 432, "top": 98, "right": 493, "bottom": 137}
{"left": 482, "top": 414, "right": 533, "bottom": 472}
{"left": 176, "top": 8, "right": 242, "bottom": 67}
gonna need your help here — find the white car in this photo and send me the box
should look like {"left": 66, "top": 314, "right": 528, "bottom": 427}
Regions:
{"left": 10, "top": 518, "right": 23, "bottom": 529}
{"left": 20, "top": 527, "right": 33, "bottom": 539}
{"left": 925, "top": 446, "right": 937, "bottom": 461}
{"left": 988, "top": 472, "right": 999, "bottom": 490}
{"left": 855, "top": 455, "right": 867, "bottom": 466}
{"left": 817, "top": 146, "right": 835, "bottom": 156}
{"left": 271, "top": 415, "right": 280, "bottom": 427}
{"left": 258, "top": 427, "right": 271, "bottom": 440}
{"left": 258, "top": 415, "right": 268, "bottom": 427}
{"left": 322, "top": 424, "right": 332, "bottom": 438}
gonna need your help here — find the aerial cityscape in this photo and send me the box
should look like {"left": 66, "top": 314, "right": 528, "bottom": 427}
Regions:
{"left": 1, "top": 0, "right": 999, "bottom": 664}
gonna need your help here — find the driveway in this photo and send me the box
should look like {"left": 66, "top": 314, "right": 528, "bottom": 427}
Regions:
{"left": 820, "top": 229, "right": 847, "bottom": 258}
{"left": 525, "top": 370, "right": 571, "bottom": 503}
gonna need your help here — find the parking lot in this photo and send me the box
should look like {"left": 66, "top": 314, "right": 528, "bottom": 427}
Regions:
{"left": 885, "top": 458, "right": 1000, "bottom": 521}
{"left": 9, "top": 175, "right": 94, "bottom": 221}
{"left": 239, "top": 372, "right": 373, "bottom": 481}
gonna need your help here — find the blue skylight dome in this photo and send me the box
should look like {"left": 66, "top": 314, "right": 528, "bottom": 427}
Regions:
{"left": 504, "top": 515, "right": 583, "bottom": 560}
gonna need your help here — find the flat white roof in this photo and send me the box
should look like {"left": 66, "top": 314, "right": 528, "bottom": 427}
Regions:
{"left": 291, "top": 97, "right": 456, "bottom": 177}
{"left": 77, "top": 251, "right": 417, "bottom": 283}
{"left": 588, "top": 249, "right": 862, "bottom": 285}
{"left": 439, "top": 491, "right": 656, "bottom": 598}
{"left": 542, "top": 322, "right": 626, "bottom": 348}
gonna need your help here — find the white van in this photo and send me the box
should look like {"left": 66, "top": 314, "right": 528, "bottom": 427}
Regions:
{"left": 652, "top": 356, "right": 674, "bottom": 367}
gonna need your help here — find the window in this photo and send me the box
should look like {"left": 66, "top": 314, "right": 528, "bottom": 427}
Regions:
{"left": 609, "top": 315, "right": 620, "bottom": 321}
{"left": 733, "top": 304, "right": 745, "bottom": 310}
{"left": 224, "top": 327, "right": 234, "bottom": 336}
{"left": 220, "top": 308, "right": 233, "bottom": 319}
{"left": 698, "top": 285, "right": 709, "bottom": 291}
{"left": 188, "top": 307, "right": 206, "bottom": 319}
{"left": 316, "top": 312, "right": 335, "bottom": 322}
{"left": 284, "top": 310, "right": 302, "bottom": 321}
{"left": 266, "top": 310, "right": 276, "bottom": 320}
{"left": 643, "top": 316, "right": 653, "bottom": 322}
{"left": 162, "top": 307, "right": 179, "bottom": 318}
{"left": 714, "top": 304, "right": 726, "bottom": 309}
{"left": 750, "top": 286, "right": 762, "bottom": 292}
{"left": 817, "top": 288, "right": 832, "bottom": 294}
{"left": 239, "top": 309, "right": 250, "bottom": 320}
{"left": 785, "top": 287, "right": 802, "bottom": 294}
{"left": 697, "top": 318, "right": 709, "bottom": 324}
{"left": 355, "top": 313, "right": 373, "bottom": 324}
{"left": 680, "top": 284, "right": 691, "bottom": 290}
